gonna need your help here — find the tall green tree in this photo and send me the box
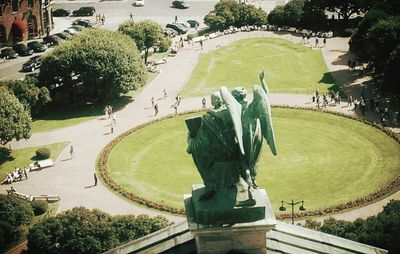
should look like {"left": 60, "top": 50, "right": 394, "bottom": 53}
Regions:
{"left": 0, "top": 195, "right": 34, "bottom": 252}
{"left": 118, "top": 20, "right": 165, "bottom": 64}
{"left": 1, "top": 76, "right": 51, "bottom": 115}
{"left": 0, "top": 87, "right": 31, "bottom": 145}
{"left": 39, "top": 29, "right": 146, "bottom": 105}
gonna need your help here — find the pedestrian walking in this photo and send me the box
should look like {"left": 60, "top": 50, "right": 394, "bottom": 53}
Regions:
{"left": 70, "top": 145, "right": 74, "bottom": 159}
{"left": 23, "top": 168, "right": 28, "bottom": 179}
{"left": 163, "top": 89, "right": 168, "bottom": 98}
{"left": 110, "top": 122, "right": 114, "bottom": 134}
{"left": 200, "top": 39, "right": 203, "bottom": 50}
{"left": 347, "top": 94, "right": 353, "bottom": 106}
{"left": 112, "top": 113, "right": 117, "bottom": 125}
{"left": 102, "top": 14, "right": 105, "bottom": 25}
{"left": 94, "top": 173, "right": 98, "bottom": 186}
{"left": 202, "top": 97, "right": 206, "bottom": 109}
{"left": 323, "top": 37, "right": 326, "bottom": 47}
{"left": 130, "top": 12, "right": 133, "bottom": 20}
{"left": 154, "top": 103, "right": 159, "bottom": 116}
{"left": 315, "top": 37, "right": 319, "bottom": 48}
{"left": 175, "top": 15, "right": 178, "bottom": 22}
{"left": 173, "top": 103, "right": 178, "bottom": 115}
{"left": 151, "top": 97, "right": 155, "bottom": 107}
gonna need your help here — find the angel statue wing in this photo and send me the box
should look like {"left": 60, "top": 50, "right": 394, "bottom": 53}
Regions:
{"left": 249, "top": 85, "right": 277, "bottom": 156}
{"left": 220, "top": 86, "right": 245, "bottom": 155}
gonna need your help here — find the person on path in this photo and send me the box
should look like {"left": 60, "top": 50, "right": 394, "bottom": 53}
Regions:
{"left": 323, "top": 37, "right": 327, "bottom": 47}
{"left": 154, "top": 103, "right": 159, "bottom": 116}
{"left": 163, "top": 89, "right": 168, "bottom": 98}
{"left": 23, "top": 168, "right": 28, "bottom": 179}
{"left": 151, "top": 97, "right": 155, "bottom": 107}
{"left": 175, "top": 15, "right": 178, "bottom": 22}
{"left": 70, "top": 146, "right": 74, "bottom": 159}
{"left": 130, "top": 12, "right": 133, "bottom": 20}
{"left": 200, "top": 39, "right": 203, "bottom": 50}
{"left": 112, "top": 113, "right": 117, "bottom": 125}
{"left": 94, "top": 173, "right": 98, "bottom": 186}
{"left": 348, "top": 94, "right": 353, "bottom": 107}
{"left": 102, "top": 14, "right": 105, "bottom": 25}
{"left": 202, "top": 97, "right": 206, "bottom": 109}
{"left": 173, "top": 103, "right": 178, "bottom": 115}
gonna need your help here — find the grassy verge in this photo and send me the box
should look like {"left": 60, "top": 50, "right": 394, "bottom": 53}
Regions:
{"left": 181, "top": 37, "right": 336, "bottom": 97}
{"left": 106, "top": 109, "right": 400, "bottom": 212}
{"left": 0, "top": 142, "right": 69, "bottom": 180}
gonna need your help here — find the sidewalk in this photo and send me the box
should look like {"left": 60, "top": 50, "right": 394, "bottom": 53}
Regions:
{"left": 2, "top": 30, "right": 398, "bottom": 224}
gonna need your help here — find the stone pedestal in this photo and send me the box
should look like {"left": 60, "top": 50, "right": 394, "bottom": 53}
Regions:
{"left": 184, "top": 184, "right": 276, "bottom": 254}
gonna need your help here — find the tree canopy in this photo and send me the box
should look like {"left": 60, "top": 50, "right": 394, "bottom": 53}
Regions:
{"left": 118, "top": 20, "right": 166, "bottom": 64}
{"left": 0, "top": 87, "right": 31, "bottom": 145}
{"left": 0, "top": 194, "right": 34, "bottom": 252}
{"left": 204, "top": 0, "right": 267, "bottom": 31}
{"left": 38, "top": 29, "right": 146, "bottom": 105}
{"left": 268, "top": 0, "right": 304, "bottom": 27}
{"left": 27, "top": 207, "right": 170, "bottom": 254}
{"left": 1, "top": 77, "right": 51, "bottom": 116}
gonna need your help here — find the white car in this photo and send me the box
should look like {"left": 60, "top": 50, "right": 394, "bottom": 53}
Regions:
{"left": 135, "top": 0, "right": 144, "bottom": 6}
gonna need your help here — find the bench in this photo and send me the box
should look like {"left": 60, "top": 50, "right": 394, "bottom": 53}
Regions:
{"left": 7, "top": 190, "right": 33, "bottom": 201}
{"left": 32, "top": 195, "right": 61, "bottom": 203}
{"left": 28, "top": 159, "right": 55, "bottom": 171}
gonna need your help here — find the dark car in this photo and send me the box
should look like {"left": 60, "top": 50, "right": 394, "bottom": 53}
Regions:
{"left": 166, "top": 22, "right": 188, "bottom": 34}
{"left": 22, "top": 56, "right": 42, "bottom": 72}
{"left": 12, "top": 43, "right": 34, "bottom": 56}
{"left": 172, "top": 0, "right": 190, "bottom": 9}
{"left": 186, "top": 20, "right": 199, "bottom": 28}
{"left": 43, "top": 35, "right": 64, "bottom": 46}
{"left": 55, "top": 32, "right": 73, "bottom": 40}
{"left": 72, "top": 19, "right": 96, "bottom": 28}
{"left": 53, "top": 8, "right": 70, "bottom": 17}
{"left": 0, "top": 47, "right": 18, "bottom": 59}
{"left": 72, "top": 7, "right": 95, "bottom": 16}
{"left": 27, "top": 40, "right": 48, "bottom": 52}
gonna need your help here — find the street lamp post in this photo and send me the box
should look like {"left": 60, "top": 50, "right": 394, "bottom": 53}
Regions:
{"left": 279, "top": 199, "right": 306, "bottom": 225}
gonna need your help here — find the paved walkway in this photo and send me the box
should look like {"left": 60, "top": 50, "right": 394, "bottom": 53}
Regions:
{"left": 2, "top": 31, "right": 399, "bottom": 224}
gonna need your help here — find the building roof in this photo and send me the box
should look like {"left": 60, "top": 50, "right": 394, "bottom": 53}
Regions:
{"left": 104, "top": 220, "right": 387, "bottom": 254}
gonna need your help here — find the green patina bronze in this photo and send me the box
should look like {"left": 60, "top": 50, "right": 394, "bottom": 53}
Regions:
{"left": 186, "top": 71, "right": 277, "bottom": 225}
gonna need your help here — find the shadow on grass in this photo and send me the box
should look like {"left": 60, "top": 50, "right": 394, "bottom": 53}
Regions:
{"left": 0, "top": 147, "right": 14, "bottom": 165}
{"left": 34, "top": 95, "right": 133, "bottom": 122}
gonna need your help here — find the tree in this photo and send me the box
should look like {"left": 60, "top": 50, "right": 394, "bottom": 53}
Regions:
{"left": 0, "top": 195, "right": 34, "bottom": 251}
{"left": 39, "top": 29, "right": 146, "bottom": 105}
{"left": 118, "top": 20, "right": 165, "bottom": 64}
{"left": 0, "top": 87, "right": 31, "bottom": 145}
{"left": 1, "top": 76, "right": 51, "bottom": 116}
{"left": 300, "top": 0, "right": 328, "bottom": 31}
{"left": 27, "top": 207, "right": 170, "bottom": 254}
{"left": 268, "top": 6, "right": 285, "bottom": 27}
{"left": 384, "top": 44, "right": 400, "bottom": 92}
{"left": 268, "top": 0, "right": 304, "bottom": 27}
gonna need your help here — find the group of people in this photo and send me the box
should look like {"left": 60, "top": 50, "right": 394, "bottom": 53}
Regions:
{"left": 95, "top": 13, "right": 106, "bottom": 25}
{"left": 312, "top": 89, "right": 343, "bottom": 109}
{"left": 104, "top": 105, "right": 117, "bottom": 133}
{"left": 301, "top": 34, "right": 327, "bottom": 48}
{"left": 2, "top": 167, "right": 28, "bottom": 185}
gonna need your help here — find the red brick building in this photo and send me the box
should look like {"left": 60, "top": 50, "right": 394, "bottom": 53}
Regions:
{"left": 0, "top": 0, "right": 53, "bottom": 46}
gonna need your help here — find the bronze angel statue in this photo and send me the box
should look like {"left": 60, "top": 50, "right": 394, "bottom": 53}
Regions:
{"left": 186, "top": 71, "right": 277, "bottom": 207}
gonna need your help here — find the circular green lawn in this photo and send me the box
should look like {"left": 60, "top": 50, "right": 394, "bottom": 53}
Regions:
{"left": 106, "top": 108, "right": 400, "bottom": 213}
{"left": 181, "top": 37, "right": 336, "bottom": 97}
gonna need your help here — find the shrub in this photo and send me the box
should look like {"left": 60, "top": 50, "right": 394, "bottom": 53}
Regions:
{"left": 158, "top": 36, "right": 172, "bottom": 52}
{"left": 31, "top": 200, "right": 48, "bottom": 216}
{"left": 35, "top": 147, "right": 51, "bottom": 160}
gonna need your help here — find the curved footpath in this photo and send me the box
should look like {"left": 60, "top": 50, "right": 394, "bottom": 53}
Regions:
{"left": 2, "top": 31, "right": 399, "bottom": 224}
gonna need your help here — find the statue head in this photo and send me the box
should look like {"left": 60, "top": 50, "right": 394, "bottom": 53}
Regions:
{"left": 211, "top": 91, "right": 223, "bottom": 109}
{"left": 231, "top": 87, "right": 247, "bottom": 103}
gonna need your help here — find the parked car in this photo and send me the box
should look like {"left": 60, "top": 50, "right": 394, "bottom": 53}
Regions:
{"left": 135, "top": 0, "right": 144, "bottom": 6}
{"left": 72, "top": 7, "right": 95, "bottom": 16}
{"left": 55, "top": 32, "right": 73, "bottom": 40}
{"left": 0, "top": 47, "right": 18, "bottom": 59}
{"left": 69, "top": 25, "right": 85, "bottom": 31}
{"left": 43, "top": 35, "right": 64, "bottom": 46}
{"left": 53, "top": 8, "right": 70, "bottom": 17}
{"left": 186, "top": 20, "right": 199, "bottom": 28}
{"left": 164, "top": 28, "right": 178, "bottom": 37}
{"left": 172, "top": 0, "right": 189, "bottom": 9}
{"left": 166, "top": 22, "right": 188, "bottom": 34}
{"left": 64, "top": 28, "right": 80, "bottom": 35}
{"left": 22, "top": 55, "right": 42, "bottom": 72}
{"left": 72, "top": 19, "right": 96, "bottom": 28}
{"left": 27, "top": 40, "right": 48, "bottom": 52}
{"left": 12, "top": 43, "right": 34, "bottom": 56}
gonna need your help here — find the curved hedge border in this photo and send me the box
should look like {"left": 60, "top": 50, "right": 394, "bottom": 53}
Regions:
{"left": 97, "top": 106, "right": 400, "bottom": 219}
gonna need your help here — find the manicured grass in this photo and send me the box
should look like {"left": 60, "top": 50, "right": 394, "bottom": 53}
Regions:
{"left": 107, "top": 109, "right": 400, "bottom": 212}
{"left": 181, "top": 38, "right": 336, "bottom": 97}
{"left": 31, "top": 72, "right": 158, "bottom": 133}
{"left": 0, "top": 142, "right": 69, "bottom": 180}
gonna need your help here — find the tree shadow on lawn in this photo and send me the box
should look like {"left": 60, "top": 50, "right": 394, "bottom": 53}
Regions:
{"left": 0, "top": 147, "right": 14, "bottom": 165}
{"left": 34, "top": 95, "right": 133, "bottom": 122}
